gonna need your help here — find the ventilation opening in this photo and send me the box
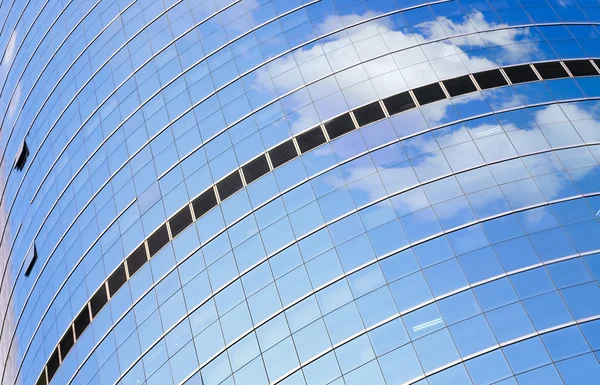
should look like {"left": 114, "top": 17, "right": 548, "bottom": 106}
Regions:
{"left": 268, "top": 139, "right": 297, "bottom": 168}
{"left": 442, "top": 75, "right": 477, "bottom": 97}
{"left": 217, "top": 171, "right": 243, "bottom": 201}
{"left": 296, "top": 126, "right": 326, "bottom": 153}
{"left": 147, "top": 224, "right": 169, "bottom": 257}
{"left": 14, "top": 140, "right": 29, "bottom": 171}
{"left": 242, "top": 155, "right": 270, "bottom": 184}
{"left": 383, "top": 91, "right": 416, "bottom": 115}
{"left": 353, "top": 101, "right": 385, "bottom": 127}
{"left": 503, "top": 65, "right": 538, "bottom": 84}
{"left": 473, "top": 69, "right": 508, "bottom": 89}
{"left": 324, "top": 113, "right": 355, "bottom": 139}
{"left": 126, "top": 245, "right": 147, "bottom": 277}
{"left": 192, "top": 188, "right": 218, "bottom": 219}
{"left": 107, "top": 264, "right": 127, "bottom": 297}
{"left": 413, "top": 83, "right": 447, "bottom": 105}
{"left": 534, "top": 61, "right": 569, "bottom": 79}
{"left": 24, "top": 244, "right": 37, "bottom": 277}
{"left": 169, "top": 205, "right": 193, "bottom": 237}
{"left": 564, "top": 60, "right": 598, "bottom": 76}
{"left": 74, "top": 306, "right": 90, "bottom": 339}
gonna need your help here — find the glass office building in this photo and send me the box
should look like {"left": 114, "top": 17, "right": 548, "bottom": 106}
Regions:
{"left": 1, "top": 0, "right": 600, "bottom": 384}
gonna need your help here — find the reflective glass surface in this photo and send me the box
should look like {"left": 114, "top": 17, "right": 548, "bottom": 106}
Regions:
{"left": 1, "top": 0, "right": 600, "bottom": 385}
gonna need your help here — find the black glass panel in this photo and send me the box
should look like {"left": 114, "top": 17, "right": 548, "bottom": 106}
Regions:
{"left": 564, "top": 60, "right": 598, "bottom": 76}
{"left": 413, "top": 83, "right": 446, "bottom": 105}
{"left": 324, "top": 113, "right": 355, "bottom": 139}
{"left": 269, "top": 140, "right": 297, "bottom": 168}
{"left": 383, "top": 91, "right": 416, "bottom": 115}
{"left": 90, "top": 285, "right": 108, "bottom": 318}
{"left": 473, "top": 69, "right": 508, "bottom": 89}
{"left": 503, "top": 65, "right": 538, "bottom": 84}
{"left": 170, "top": 205, "right": 193, "bottom": 237}
{"left": 353, "top": 101, "right": 385, "bottom": 126}
{"left": 74, "top": 306, "right": 90, "bottom": 339}
{"left": 47, "top": 348, "right": 60, "bottom": 381}
{"left": 296, "top": 126, "right": 326, "bottom": 153}
{"left": 443, "top": 75, "right": 477, "bottom": 97}
{"left": 59, "top": 327, "right": 74, "bottom": 359}
{"left": 126, "top": 245, "right": 147, "bottom": 277}
{"left": 107, "top": 264, "right": 127, "bottom": 296}
{"left": 534, "top": 61, "right": 569, "bottom": 79}
{"left": 192, "top": 188, "right": 218, "bottom": 219}
{"left": 36, "top": 373, "right": 46, "bottom": 385}
{"left": 148, "top": 224, "right": 169, "bottom": 256}
{"left": 242, "top": 155, "right": 270, "bottom": 184}
{"left": 217, "top": 171, "right": 243, "bottom": 201}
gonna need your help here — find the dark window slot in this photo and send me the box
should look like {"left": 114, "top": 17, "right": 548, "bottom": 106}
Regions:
{"left": 47, "top": 348, "right": 60, "bottom": 381}
{"left": 74, "top": 306, "right": 90, "bottom": 339}
{"left": 217, "top": 171, "right": 243, "bottom": 201}
{"left": 268, "top": 140, "right": 297, "bottom": 168}
{"left": 24, "top": 245, "right": 38, "bottom": 277}
{"left": 503, "top": 65, "right": 538, "bottom": 84}
{"left": 90, "top": 285, "right": 108, "bottom": 318}
{"left": 296, "top": 126, "right": 326, "bottom": 153}
{"left": 192, "top": 188, "right": 218, "bottom": 219}
{"left": 126, "top": 245, "right": 147, "bottom": 277}
{"left": 170, "top": 206, "right": 193, "bottom": 237}
{"left": 59, "top": 327, "right": 74, "bottom": 359}
{"left": 353, "top": 101, "right": 385, "bottom": 127}
{"left": 147, "top": 224, "right": 169, "bottom": 257}
{"left": 595, "top": 59, "right": 600, "bottom": 70}
{"left": 107, "top": 264, "right": 127, "bottom": 296}
{"left": 36, "top": 372, "right": 46, "bottom": 385}
{"left": 383, "top": 91, "right": 416, "bottom": 115}
{"left": 242, "top": 155, "right": 270, "bottom": 184}
{"left": 473, "top": 69, "right": 508, "bottom": 89}
{"left": 564, "top": 60, "right": 598, "bottom": 76}
{"left": 413, "top": 83, "right": 447, "bottom": 105}
{"left": 324, "top": 113, "right": 355, "bottom": 140}
{"left": 534, "top": 61, "right": 569, "bottom": 79}
{"left": 443, "top": 75, "right": 477, "bottom": 97}
{"left": 14, "top": 140, "right": 29, "bottom": 171}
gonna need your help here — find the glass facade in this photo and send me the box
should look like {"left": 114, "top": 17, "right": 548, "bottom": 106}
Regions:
{"left": 1, "top": 0, "right": 600, "bottom": 385}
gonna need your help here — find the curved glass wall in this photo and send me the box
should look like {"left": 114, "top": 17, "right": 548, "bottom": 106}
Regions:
{"left": 1, "top": 0, "right": 600, "bottom": 385}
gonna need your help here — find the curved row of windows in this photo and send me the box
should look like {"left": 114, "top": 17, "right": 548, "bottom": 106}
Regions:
{"left": 14, "top": 30, "right": 600, "bottom": 378}
{"left": 23, "top": 76, "right": 600, "bottom": 382}
{"left": 7, "top": 11, "right": 600, "bottom": 372}
{"left": 25, "top": 60, "right": 600, "bottom": 384}
{"left": 3, "top": 1, "right": 600, "bottom": 385}
{"left": 81, "top": 193, "right": 600, "bottom": 385}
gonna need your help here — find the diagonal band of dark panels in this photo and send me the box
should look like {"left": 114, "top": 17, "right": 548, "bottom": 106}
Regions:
{"left": 35, "top": 59, "right": 600, "bottom": 385}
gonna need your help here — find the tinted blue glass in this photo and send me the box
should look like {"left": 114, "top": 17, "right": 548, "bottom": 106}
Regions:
{"left": 5, "top": 1, "right": 600, "bottom": 385}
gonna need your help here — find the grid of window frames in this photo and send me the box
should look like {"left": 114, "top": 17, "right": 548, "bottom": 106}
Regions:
{"left": 2, "top": 0, "right": 600, "bottom": 385}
